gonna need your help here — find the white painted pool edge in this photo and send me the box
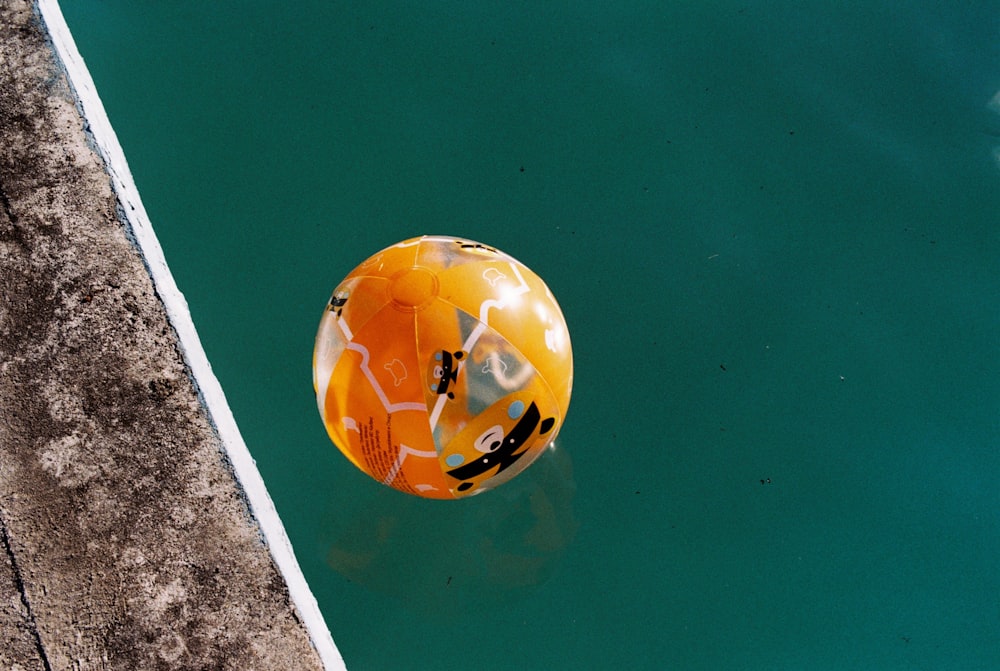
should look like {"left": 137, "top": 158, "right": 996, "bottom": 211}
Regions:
{"left": 35, "top": 3, "right": 347, "bottom": 669}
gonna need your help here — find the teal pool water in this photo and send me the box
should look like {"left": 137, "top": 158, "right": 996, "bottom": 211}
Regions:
{"left": 59, "top": 1, "right": 1000, "bottom": 668}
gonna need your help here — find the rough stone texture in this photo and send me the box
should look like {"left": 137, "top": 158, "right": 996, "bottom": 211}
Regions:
{"left": 1, "top": 521, "right": 46, "bottom": 671}
{"left": 0, "top": 2, "right": 326, "bottom": 669}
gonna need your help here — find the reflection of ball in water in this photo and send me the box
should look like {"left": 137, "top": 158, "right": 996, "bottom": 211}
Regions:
{"left": 313, "top": 236, "right": 573, "bottom": 499}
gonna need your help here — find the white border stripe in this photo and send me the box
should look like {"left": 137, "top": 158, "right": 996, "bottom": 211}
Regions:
{"left": 35, "top": 3, "right": 347, "bottom": 669}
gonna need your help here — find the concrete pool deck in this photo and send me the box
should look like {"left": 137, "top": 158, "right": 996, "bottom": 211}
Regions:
{"left": 1, "top": 2, "right": 340, "bottom": 668}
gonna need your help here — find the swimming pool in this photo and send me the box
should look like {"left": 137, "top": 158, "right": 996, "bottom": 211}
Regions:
{"left": 59, "top": 1, "right": 1000, "bottom": 668}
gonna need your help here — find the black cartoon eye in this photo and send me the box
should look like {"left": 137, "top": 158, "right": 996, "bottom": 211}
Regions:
{"left": 474, "top": 425, "right": 505, "bottom": 453}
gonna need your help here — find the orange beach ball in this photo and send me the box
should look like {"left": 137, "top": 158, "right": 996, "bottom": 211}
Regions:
{"left": 313, "top": 236, "right": 573, "bottom": 499}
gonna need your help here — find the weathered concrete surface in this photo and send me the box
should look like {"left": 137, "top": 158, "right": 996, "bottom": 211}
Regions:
{"left": 0, "top": 2, "right": 327, "bottom": 668}
{"left": 0, "top": 522, "right": 46, "bottom": 670}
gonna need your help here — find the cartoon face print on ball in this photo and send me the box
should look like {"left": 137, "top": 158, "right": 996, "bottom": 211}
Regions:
{"left": 443, "top": 394, "right": 556, "bottom": 495}
{"left": 327, "top": 289, "right": 349, "bottom": 316}
{"left": 429, "top": 349, "right": 465, "bottom": 399}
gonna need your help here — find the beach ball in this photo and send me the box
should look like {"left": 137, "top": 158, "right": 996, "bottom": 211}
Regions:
{"left": 313, "top": 236, "right": 573, "bottom": 499}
